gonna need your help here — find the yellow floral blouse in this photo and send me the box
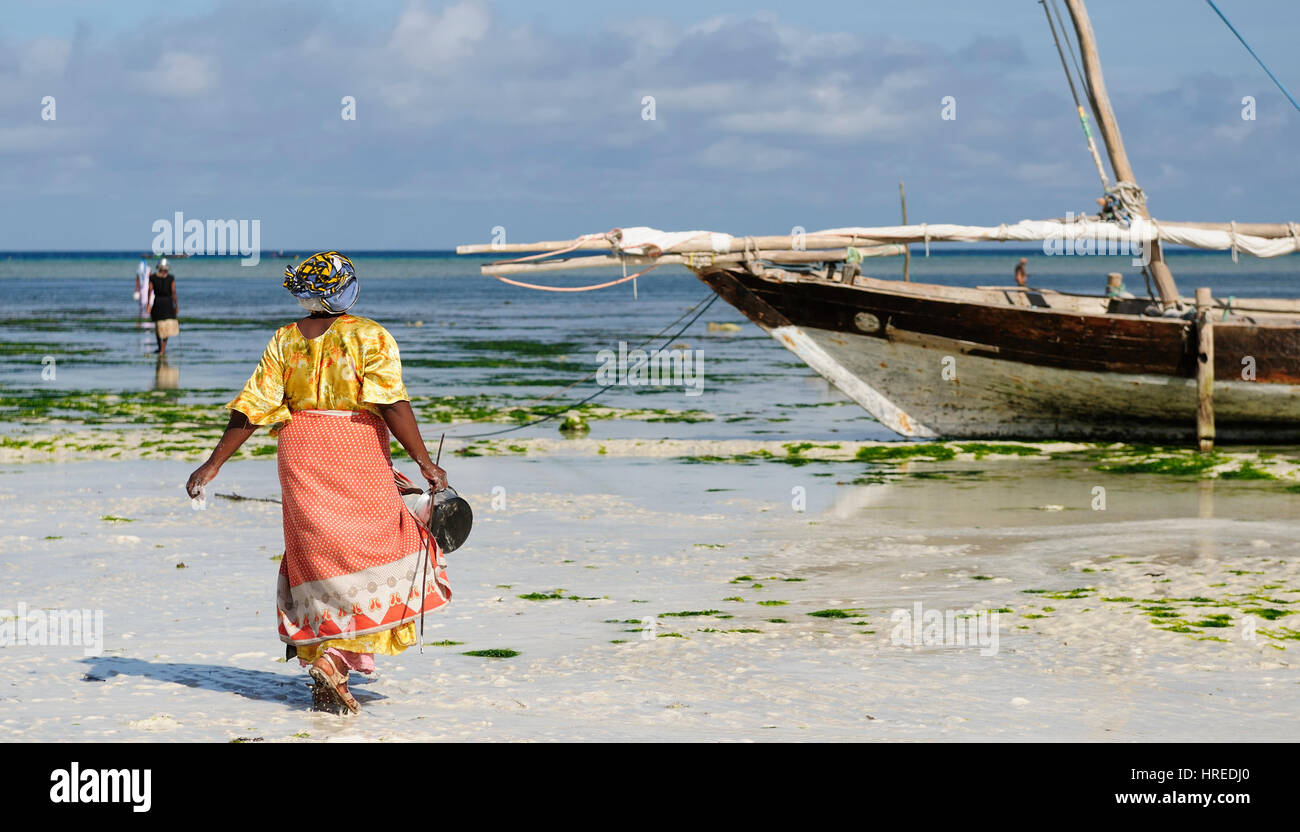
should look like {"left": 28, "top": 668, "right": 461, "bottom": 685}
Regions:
{"left": 226, "top": 315, "right": 409, "bottom": 430}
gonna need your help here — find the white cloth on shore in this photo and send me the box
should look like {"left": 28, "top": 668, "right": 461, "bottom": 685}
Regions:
{"left": 136, "top": 260, "right": 153, "bottom": 314}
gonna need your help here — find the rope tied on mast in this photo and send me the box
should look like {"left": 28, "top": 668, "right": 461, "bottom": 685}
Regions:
{"left": 741, "top": 235, "right": 760, "bottom": 272}
{"left": 1107, "top": 180, "right": 1147, "bottom": 220}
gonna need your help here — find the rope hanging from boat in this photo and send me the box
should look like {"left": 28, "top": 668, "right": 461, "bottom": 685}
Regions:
{"left": 444, "top": 293, "right": 720, "bottom": 439}
{"left": 492, "top": 263, "right": 659, "bottom": 292}
{"left": 1205, "top": 0, "right": 1300, "bottom": 112}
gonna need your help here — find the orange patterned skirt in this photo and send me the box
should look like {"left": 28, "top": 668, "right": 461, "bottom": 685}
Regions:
{"left": 274, "top": 410, "right": 450, "bottom": 647}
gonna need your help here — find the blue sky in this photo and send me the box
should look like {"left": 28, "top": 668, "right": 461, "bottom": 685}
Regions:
{"left": 1, "top": 0, "right": 1296, "bottom": 249}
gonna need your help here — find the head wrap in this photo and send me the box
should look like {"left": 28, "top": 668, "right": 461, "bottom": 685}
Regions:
{"left": 283, "top": 251, "right": 358, "bottom": 313}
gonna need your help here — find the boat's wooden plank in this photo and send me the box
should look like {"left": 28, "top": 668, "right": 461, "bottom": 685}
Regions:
{"left": 740, "top": 276, "right": 1194, "bottom": 376}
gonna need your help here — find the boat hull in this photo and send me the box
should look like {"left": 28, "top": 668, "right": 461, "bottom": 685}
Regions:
{"left": 696, "top": 268, "right": 1300, "bottom": 443}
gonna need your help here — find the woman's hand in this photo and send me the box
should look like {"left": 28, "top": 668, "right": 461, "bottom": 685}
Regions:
{"left": 186, "top": 411, "right": 257, "bottom": 499}
{"left": 376, "top": 401, "right": 446, "bottom": 490}
{"left": 419, "top": 460, "right": 448, "bottom": 492}
{"left": 186, "top": 460, "right": 220, "bottom": 498}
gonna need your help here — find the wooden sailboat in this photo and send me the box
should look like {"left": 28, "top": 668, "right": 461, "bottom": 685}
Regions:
{"left": 458, "top": 0, "right": 1300, "bottom": 445}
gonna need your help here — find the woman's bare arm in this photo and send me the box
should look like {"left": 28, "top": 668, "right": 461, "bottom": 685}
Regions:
{"left": 185, "top": 410, "right": 259, "bottom": 497}
{"left": 376, "top": 400, "right": 447, "bottom": 491}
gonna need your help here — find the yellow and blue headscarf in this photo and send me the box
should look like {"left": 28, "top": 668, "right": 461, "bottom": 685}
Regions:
{"left": 284, "top": 251, "right": 358, "bottom": 313}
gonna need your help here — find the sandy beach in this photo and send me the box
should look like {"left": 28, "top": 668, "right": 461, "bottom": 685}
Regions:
{"left": 6, "top": 5, "right": 1300, "bottom": 808}
{"left": 3, "top": 438, "right": 1297, "bottom": 742}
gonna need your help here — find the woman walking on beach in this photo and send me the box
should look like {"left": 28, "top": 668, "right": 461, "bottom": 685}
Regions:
{"left": 148, "top": 260, "right": 180, "bottom": 353}
{"left": 184, "top": 251, "right": 451, "bottom": 714}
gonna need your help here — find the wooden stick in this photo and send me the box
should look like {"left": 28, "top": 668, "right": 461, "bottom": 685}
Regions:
{"left": 1153, "top": 220, "right": 1298, "bottom": 238}
{"left": 1063, "top": 0, "right": 1180, "bottom": 308}
{"left": 459, "top": 220, "right": 1299, "bottom": 259}
{"left": 480, "top": 246, "right": 906, "bottom": 275}
{"left": 899, "top": 181, "right": 911, "bottom": 282}
{"left": 457, "top": 240, "right": 612, "bottom": 254}
{"left": 1195, "top": 287, "right": 1215, "bottom": 452}
{"left": 458, "top": 234, "right": 889, "bottom": 256}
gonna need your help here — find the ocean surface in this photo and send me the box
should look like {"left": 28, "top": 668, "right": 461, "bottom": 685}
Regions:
{"left": 1, "top": 249, "right": 1296, "bottom": 442}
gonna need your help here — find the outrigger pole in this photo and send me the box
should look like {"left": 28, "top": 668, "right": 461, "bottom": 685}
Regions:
{"left": 1063, "top": 0, "right": 1182, "bottom": 308}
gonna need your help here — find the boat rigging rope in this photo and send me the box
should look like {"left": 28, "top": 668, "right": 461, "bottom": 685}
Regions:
{"left": 1050, "top": 0, "right": 1091, "bottom": 102}
{"left": 492, "top": 264, "right": 659, "bottom": 292}
{"left": 1107, "top": 180, "right": 1148, "bottom": 221}
{"left": 485, "top": 228, "right": 666, "bottom": 292}
{"left": 1206, "top": 0, "right": 1300, "bottom": 112}
{"left": 1039, "top": 0, "right": 1111, "bottom": 192}
{"left": 442, "top": 293, "right": 721, "bottom": 440}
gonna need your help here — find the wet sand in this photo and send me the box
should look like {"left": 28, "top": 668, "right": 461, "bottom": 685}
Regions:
{"left": 1, "top": 448, "right": 1296, "bottom": 742}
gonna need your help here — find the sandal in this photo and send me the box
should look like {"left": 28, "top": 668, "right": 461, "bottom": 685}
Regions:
{"left": 307, "top": 653, "right": 361, "bottom": 715}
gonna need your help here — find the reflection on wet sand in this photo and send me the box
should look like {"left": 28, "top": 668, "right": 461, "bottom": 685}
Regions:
{"left": 153, "top": 355, "right": 178, "bottom": 390}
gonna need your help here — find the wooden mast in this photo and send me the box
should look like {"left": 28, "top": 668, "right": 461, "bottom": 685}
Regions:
{"left": 1062, "top": 0, "right": 1181, "bottom": 307}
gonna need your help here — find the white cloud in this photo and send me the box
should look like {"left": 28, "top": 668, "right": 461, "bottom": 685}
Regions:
{"left": 20, "top": 38, "right": 72, "bottom": 79}
{"left": 696, "top": 137, "right": 807, "bottom": 171}
{"left": 133, "top": 52, "right": 217, "bottom": 97}
{"left": 0, "top": 125, "right": 71, "bottom": 153}
{"left": 1011, "top": 161, "right": 1076, "bottom": 186}
{"left": 388, "top": 0, "right": 491, "bottom": 74}
{"left": 715, "top": 98, "right": 912, "bottom": 140}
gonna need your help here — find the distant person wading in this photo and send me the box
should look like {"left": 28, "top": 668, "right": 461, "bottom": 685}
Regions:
{"left": 184, "top": 251, "right": 452, "bottom": 714}
{"left": 148, "top": 260, "right": 180, "bottom": 353}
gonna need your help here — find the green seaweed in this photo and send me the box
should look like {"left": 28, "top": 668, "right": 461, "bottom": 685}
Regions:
{"left": 1096, "top": 454, "right": 1224, "bottom": 476}
{"left": 1243, "top": 607, "right": 1291, "bottom": 621}
{"left": 807, "top": 608, "right": 864, "bottom": 619}
{"left": 955, "top": 443, "right": 1041, "bottom": 459}
{"left": 854, "top": 443, "right": 956, "bottom": 462}
{"left": 517, "top": 590, "right": 599, "bottom": 601}
{"left": 1219, "top": 462, "right": 1276, "bottom": 480}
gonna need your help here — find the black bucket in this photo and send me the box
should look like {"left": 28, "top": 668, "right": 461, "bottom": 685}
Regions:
{"left": 429, "top": 486, "right": 473, "bottom": 554}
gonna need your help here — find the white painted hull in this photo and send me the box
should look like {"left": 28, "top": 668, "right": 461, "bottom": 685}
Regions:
{"left": 768, "top": 324, "right": 1300, "bottom": 442}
